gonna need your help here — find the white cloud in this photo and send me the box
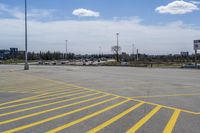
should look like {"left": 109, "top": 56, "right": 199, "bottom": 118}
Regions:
{"left": 156, "top": 0, "right": 199, "bottom": 14}
{"left": 72, "top": 8, "right": 100, "bottom": 17}
{"left": 191, "top": 1, "right": 200, "bottom": 4}
{"left": 0, "top": 18, "right": 199, "bottom": 55}
{"left": 0, "top": 2, "right": 55, "bottom": 19}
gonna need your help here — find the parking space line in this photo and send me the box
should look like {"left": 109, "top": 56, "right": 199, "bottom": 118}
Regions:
{"left": 46, "top": 99, "right": 130, "bottom": 133}
{"left": 2, "top": 96, "right": 119, "bottom": 133}
{"left": 0, "top": 84, "right": 67, "bottom": 93}
{"left": 0, "top": 87, "right": 81, "bottom": 107}
{"left": 133, "top": 98, "right": 200, "bottom": 115}
{"left": 25, "top": 87, "right": 84, "bottom": 99}
{"left": 0, "top": 89, "right": 90, "bottom": 110}
{"left": 132, "top": 93, "right": 200, "bottom": 99}
{"left": 87, "top": 102, "right": 144, "bottom": 133}
{"left": 0, "top": 85, "right": 68, "bottom": 94}
{"left": 0, "top": 92, "right": 100, "bottom": 117}
{"left": 20, "top": 73, "right": 200, "bottom": 115}
{"left": 126, "top": 106, "right": 161, "bottom": 133}
{"left": 4, "top": 86, "right": 77, "bottom": 94}
{"left": 0, "top": 93, "right": 50, "bottom": 107}
{"left": 162, "top": 110, "right": 181, "bottom": 133}
{"left": 1, "top": 72, "right": 199, "bottom": 132}
{"left": 29, "top": 84, "right": 83, "bottom": 93}
{"left": 18, "top": 73, "right": 200, "bottom": 114}
{"left": 0, "top": 94, "right": 107, "bottom": 125}
{"left": 0, "top": 91, "right": 32, "bottom": 94}
{"left": 26, "top": 86, "right": 75, "bottom": 93}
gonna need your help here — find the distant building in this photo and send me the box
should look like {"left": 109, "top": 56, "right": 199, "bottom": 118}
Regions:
{"left": 0, "top": 50, "right": 10, "bottom": 60}
{"left": 180, "top": 52, "right": 189, "bottom": 56}
{"left": 10, "top": 48, "right": 18, "bottom": 58}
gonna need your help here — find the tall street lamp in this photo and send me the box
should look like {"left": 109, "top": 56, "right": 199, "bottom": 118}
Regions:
{"left": 24, "top": 0, "right": 29, "bottom": 70}
{"left": 116, "top": 33, "right": 119, "bottom": 62}
{"left": 65, "top": 40, "right": 68, "bottom": 59}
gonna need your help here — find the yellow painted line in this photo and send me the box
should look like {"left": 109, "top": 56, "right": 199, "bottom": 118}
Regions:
{"left": 27, "top": 85, "right": 79, "bottom": 94}
{"left": 25, "top": 86, "right": 74, "bottom": 93}
{"left": 0, "top": 89, "right": 89, "bottom": 110}
{"left": 46, "top": 99, "right": 130, "bottom": 133}
{"left": 132, "top": 93, "right": 200, "bottom": 99}
{"left": 87, "top": 102, "right": 144, "bottom": 133}
{"left": 0, "top": 84, "right": 65, "bottom": 92}
{"left": 0, "top": 92, "right": 100, "bottom": 117}
{"left": 10, "top": 86, "right": 74, "bottom": 93}
{"left": 0, "top": 93, "right": 50, "bottom": 107}
{"left": 162, "top": 110, "right": 181, "bottom": 133}
{"left": 0, "top": 87, "right": 79, "bottom": 108}
{"left": 2, "top": 96, "right": 119, "bottom": 133}
{"left": 132, "top": 99, "right": 200, "bottom": 115}
{"left": 0, "top": 91, "right": 30, "bottom": 93}
{"left": 0, "top": 94, "right": 107, "bottom": 125}
{"left": 126, "top": 106, "right": 161, "bottom": 133}
{"left": 14, "top": 72, "right": 200, "bottom": 115}
{"left": 1, "top": 86, "right": 75, "bottom": 94}
{"left": 25, "top": 87, "right": 83, "bottom": 99}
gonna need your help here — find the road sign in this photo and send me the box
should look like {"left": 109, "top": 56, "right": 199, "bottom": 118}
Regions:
{"left": 194, "top": 40, "right": 200, "bottom": 50}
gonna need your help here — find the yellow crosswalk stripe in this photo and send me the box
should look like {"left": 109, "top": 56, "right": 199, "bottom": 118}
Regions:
{"left": 126, "top": 106, "right": 161, "bottom": 133}
{"left": 0, "top": 89, "right": 89, "bottom": 110}
{"left": 87, "top": 102, "right": 144, "bottom": 133}
{"left": 46, "top": 99, "right": 130, "bottom": 133}
{"left": 2, "top": 96, "right": 119, "bottom": 133}
{"left": 0, "top": 94, "right": 108, "bottom": 125}
{"left": 162, "top": 110, "right": 181, "bottom": 133}
{"left": 0, "top": 92, "right": 100, "bottom": 117}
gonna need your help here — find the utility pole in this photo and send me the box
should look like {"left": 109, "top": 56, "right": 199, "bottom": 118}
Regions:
{"left": 24, "top": 0, "right": 29, "bottom": 70}
{"left": 136, "top": 49, "right": 139, "bottom": 61}
{"left": 99, "top": 46, "right": 101, "bottom": 58}
{"left": 116, "top": 33, "right": 119, "bottom": 62}
{"left": 132, "top": 44, "right": 134, "bottom": 55}
{"left": 195, "top": 49, "right": 197, "bottom": 68}
{"left": 132, "top": 43, "right": 134, "bottom": 61}
{"left": 65, "top": 40, "right": 68, "bottom": 59}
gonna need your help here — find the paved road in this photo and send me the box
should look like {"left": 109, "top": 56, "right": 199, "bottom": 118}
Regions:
{"left": 0, "top": 65, "right": 199, "bottom": 133}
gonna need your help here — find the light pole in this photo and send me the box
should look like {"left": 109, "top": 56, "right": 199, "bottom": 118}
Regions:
{"left": 24, "top": 0, "right": 29, "bottom": 70}
{"left": 65, "top": 40, "right": 68, "bottom": 59}
{"left": 99, "top": 46, "right": 101, "bottom": 58}
{"left": 132, "top": 43, "right": 134, "bottom": 60}
{"left": 116, "top": 33, "right": 119, "bottom": 62}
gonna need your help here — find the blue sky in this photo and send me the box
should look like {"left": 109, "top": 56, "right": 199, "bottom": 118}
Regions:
{"left": 1, "top": 0, "right": 200, "bottom": 24}
{"left": 0, "top": 0, "right": 200, "bottom": 54}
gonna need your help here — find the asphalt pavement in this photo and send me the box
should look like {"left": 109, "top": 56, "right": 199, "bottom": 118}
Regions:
{"left": 0, "top": 65, "right": 199, "bottom": 133}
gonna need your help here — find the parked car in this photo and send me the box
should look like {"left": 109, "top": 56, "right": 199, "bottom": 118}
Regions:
{"left": 44, "top": 62, "right": 50, "bottom": 65}
{"left": 38, "top": 61, "right": 43, "bottom": 65}
{"left": 181, "top": 63, "right": 200, "bottom": 69}
{"left": 121, "top": 62, "right": 129, "bottom": 66}
{"left": 51, "top": 61, "right": 57, "bottom": 65}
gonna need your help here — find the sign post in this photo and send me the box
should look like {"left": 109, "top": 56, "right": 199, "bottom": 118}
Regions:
{"left": 194, "top": 40, "right": 200, "bottom": 68}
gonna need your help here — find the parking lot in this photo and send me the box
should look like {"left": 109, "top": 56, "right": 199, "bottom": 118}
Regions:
{"left": 0, "top": 65, "right": 199, "bottom": 133}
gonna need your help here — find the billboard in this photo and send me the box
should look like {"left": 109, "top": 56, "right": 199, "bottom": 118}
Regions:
{"left": 194, "top": 40, "right": 200, "bottom": 50}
